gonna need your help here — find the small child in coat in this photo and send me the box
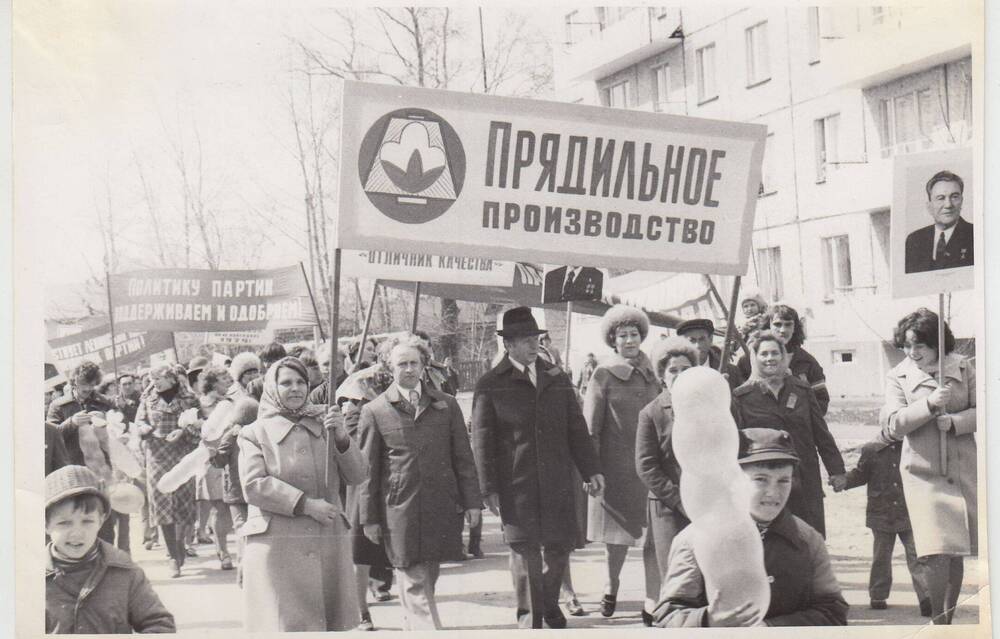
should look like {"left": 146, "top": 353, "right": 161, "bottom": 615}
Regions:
{"left": 837, "top": 437, "right": 930, "bottom": 616}
{"left": 45, "top": 465, "right": 175, "bottom": 634}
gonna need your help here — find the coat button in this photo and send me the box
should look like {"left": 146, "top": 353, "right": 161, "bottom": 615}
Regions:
{"left": 298, "top": 448, "right": 308, "bottom": 455}
{"left": 947, "top": 478, "right": 955, "bottom": 485}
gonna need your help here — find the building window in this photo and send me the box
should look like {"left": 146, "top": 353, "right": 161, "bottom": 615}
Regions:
{"left": 652, "top": 64, "right": 670, "bottom": 111}
{"left": 814, "top": 113, "right": 840, "bottom": 183}
{"left": 759, "top": 133, "right": 776, "bottom": 196}
{"left": 832, "top": 349, "right": 856, "bottom": 364}
{"left": 806, "top": 7, "right": 821, "bottom": 63}
{"left": 564, "top": 11, "right": 578, "bottom": 44}
{"left": 745, "top": 22, "right": 770, "bottom": 86}
{"left": 597, "top": 6, "right": 636, "bottom": 29}
{"left": 755, "top": 247, "right": 784, "bottom": 302}
{"left": 870, "top": 6, "right": 888, "bottom": 25}
{"left": 603, "top": 80, "right": 631, "bottom": 108}
{"left": 878, "top": 88, "right": 938, "bottom": 157}
{"left": 696, "top": 44, "right": 717, "bottom": 103}
{"left": 821, "top": 235, "right": 853, "bottom": 298}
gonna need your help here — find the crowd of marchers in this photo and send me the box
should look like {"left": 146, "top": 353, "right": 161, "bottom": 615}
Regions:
{"left": 43, "top": 295, "right": 976, "bottom": 632}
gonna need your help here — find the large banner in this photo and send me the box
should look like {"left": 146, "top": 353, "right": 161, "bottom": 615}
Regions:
{"left": 47, "top": 325, "right": 174, "bottom": 375}
{"left": 891, "top": 147, "right": 974, "bottom": 298}
{"left": 341, "top": 249, "right": 516, "bottom": 286}
{"left": 337, "top": 81, "right": 766, "bottom": 275}
{"left": 108, "top": 266, "right": 317, "bottom": 332}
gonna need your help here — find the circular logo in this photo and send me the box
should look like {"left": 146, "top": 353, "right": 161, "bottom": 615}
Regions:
{"left": 358, "top": 108, "right": 466, "bottom": 224}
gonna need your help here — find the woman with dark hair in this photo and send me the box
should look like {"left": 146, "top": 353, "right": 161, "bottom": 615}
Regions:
{"left": 238, "top": 356, "right": 367, "bottom": 631}
{"left": 881, "top": 309, "right": 976, "bottom": 624}
{"left": 737, "top": 304, "right": 831, "bottom": 415}
{"left": 634, "top": 336, "right": 699, "bottom": 625}
{"left": 195, "top": 364, "right": 236, "bottom": 570}
{"left": 585, "top": 305, "right": 661, "bottom": 618}
{"left": 135, "top": 363, "right": 200, "bottom": 577}
{"left": 732, "top": 331, "right": 845, "bottom": 537}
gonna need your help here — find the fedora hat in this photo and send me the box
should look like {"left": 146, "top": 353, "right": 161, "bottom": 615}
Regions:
{"left": 497, "top": 307, "right": 547, "bottom": 338}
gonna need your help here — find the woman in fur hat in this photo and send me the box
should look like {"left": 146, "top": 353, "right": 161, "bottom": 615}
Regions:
{"left": 584, "top": 304, "right": 661, "bottom": 619}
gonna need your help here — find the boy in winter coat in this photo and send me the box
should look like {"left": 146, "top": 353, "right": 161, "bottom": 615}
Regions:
{"left": 654, "top": 428, "right": 847, "bottom": 627}
{"left": 837, "top": 437, "right": 930, "bottom": 616}
{"left": 45, "top": 465, "right": 174, "bottom": 634}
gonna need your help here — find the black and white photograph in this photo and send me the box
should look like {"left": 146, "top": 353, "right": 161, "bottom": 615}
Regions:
{"left": 11, "top": 2, "right": 990, "bottom": 637}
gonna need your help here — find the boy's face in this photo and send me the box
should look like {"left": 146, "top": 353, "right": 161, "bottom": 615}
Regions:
{"left": 46, "top": 500, "right": 105, "bottom": 559}
{"left": 743, "top": 463, "right": 794, "bottom": 524}
{"left": 742, "top": 300, "right": 760, "bottom": 316}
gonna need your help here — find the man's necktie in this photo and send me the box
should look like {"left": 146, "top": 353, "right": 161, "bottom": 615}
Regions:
{"left": 409, "top": 390, "right": 420, "bottom": 408}
{"left": 563, "top": 271, "right": 576, "bottom": 299}
{"left": 935, "top": 231, "right": 947, "bottom": 262}
{"left": 526, "top": 364, "right": 536, "bottom": 387}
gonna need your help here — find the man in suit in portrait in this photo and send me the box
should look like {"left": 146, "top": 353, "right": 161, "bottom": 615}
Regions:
{"left": 904, "top": 170, "right": 974, "bottom": 274}
{"left": 543, "top": 265, "right": 605, "bottom": 303}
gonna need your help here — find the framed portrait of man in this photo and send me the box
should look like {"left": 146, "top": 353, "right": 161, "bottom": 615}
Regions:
{"left": 891, "top": 147, "right": 974, "bottom": 299}
{"left": 542, "top": 265, "right": 606, "bottom": 304}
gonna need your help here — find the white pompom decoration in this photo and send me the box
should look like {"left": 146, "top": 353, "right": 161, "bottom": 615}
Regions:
{"left": 671, "top": 366, "right": 770, "bottom": 626}
{"left": 156, "top": 445, "right": 211, "bottom": 493}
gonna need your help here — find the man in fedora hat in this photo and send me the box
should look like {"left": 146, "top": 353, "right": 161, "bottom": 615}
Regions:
{"left": 472, "top": 307, "right": 603, "bottom": 629}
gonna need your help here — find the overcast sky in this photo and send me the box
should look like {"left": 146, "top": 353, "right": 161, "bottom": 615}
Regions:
{"left": 15, "top": 1, "right": 561, "bottom": 293}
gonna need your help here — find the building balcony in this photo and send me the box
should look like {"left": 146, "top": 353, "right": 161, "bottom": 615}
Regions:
{"left": 554, "top": 7, "right": 682, "bottom": 85}
{"left": 821, "top": 5, "right": 974, "bottom": 90}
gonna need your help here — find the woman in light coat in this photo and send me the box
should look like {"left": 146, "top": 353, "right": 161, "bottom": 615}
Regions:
{"left": 238, "top": 356, "right": 368, "bottom": 632}
{"left": 585, "top": 305, "right": 661, "bottom": 618}
{"left": 634, "top": 336, "right": 698, "bottom": 624}
{"left": 881, "top": 309, "right": 976, "bottom": 625}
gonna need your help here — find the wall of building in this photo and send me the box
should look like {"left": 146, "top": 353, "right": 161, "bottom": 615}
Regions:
{"left": 551, "top": 5, "right": 976, "bottom": 402}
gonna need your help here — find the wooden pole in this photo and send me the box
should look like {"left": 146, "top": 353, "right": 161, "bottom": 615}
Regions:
{"left": 105, "top": 271, "right": 121, "bottom": 383}
{"left": 564, "top": 301, "right": 573, "bottom": 372}
{"left": 352, "top": 280, "right": 379, "bottom": 374}
{"left": 938, "top": 294, "right": 948, "bottom": 476}
{"left": 411, "top": 281, "right": 422, "bottom": 333}
{"left": 169, "top": 332, "right": 180, "bottom": 365}
{"left": 326, "top": 248, "right": 342, "bottom": 493}
{"left": 300, "top": 261, "right": 326, "bottom": 342}
{"left": 718, "top": 276, "right": 742, "bottom": 371}
{"left": 703, "top": 274, "right": 751, "bottom": 361}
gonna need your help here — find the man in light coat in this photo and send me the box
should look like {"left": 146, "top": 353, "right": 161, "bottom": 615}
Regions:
{"left": 472, "top": 307, "right": 604, "bottom": 629}
{"left": 358, "top": 335, "right": 482, "bottom": 630}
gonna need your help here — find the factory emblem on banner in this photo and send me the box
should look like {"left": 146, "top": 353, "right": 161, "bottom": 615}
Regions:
{"left": 359, "top": 108, "right": 466, "bottom": 224}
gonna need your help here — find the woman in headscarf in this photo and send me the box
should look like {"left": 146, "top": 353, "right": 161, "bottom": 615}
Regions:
{"left": 238, "top": 356, "right": 368, "bottom": 632}
{"left": 634, "top": 336, "right": 699, "bottom": 624}
{"left": 584, "top": 305, "right": 661, "bottom": 618}
{"left": 135, "top": 363, "right": 200, "bottom": 578}
{"left": 731, "top": 331, "right": 845, "bottom": 537}
{"left": 881, "top": 309, "right": 976, "bottom": 624}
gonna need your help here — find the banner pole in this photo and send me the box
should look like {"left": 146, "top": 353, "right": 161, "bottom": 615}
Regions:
{"left": 564, "top": 301, "right": 573, "bottom": 373}
{"left": 300, "top": 261, "right": 326, "bottom": 342}
{"left": 938, "top": 293, "right": 948, "bottom": 477}
{"left": 326, "top": 248, "right": 342, "bottom": 494}
{"left": 411, "top": 282, "right": 422, "bottom": 333}
{"left": 705, "top": 274, "right": 751, "bottom": 362}
{"left": 170, "top": 332, "right": 180, "bottom": 365}
{"left": 353, "top": 280, "right": 379, "bottom": 375}
{"left": 105, "top": 271, "right": 121, "bottom": 383}
{"left": 718, "top": 276, "right": 742, "bottom": 371}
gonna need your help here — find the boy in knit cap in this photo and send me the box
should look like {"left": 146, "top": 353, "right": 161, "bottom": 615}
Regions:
{"left": 45, "top": 465, "right": 174, "bottom": 633}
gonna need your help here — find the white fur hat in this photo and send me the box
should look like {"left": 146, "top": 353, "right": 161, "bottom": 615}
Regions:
{"left": 600, "top": 304, "right": 650, "bottom": 347}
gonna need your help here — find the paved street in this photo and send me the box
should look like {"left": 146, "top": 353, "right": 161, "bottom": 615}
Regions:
{"left": 133, "top": 421, "right": 981, "bottom": 631}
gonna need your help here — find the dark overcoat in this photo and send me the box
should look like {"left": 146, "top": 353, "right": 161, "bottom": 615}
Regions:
{"left": 357, "top": 383, "right": 481, "bottom": 568}
{"left": 732, "top": 376, "right": 845, "bottom": 536}
{"left": 471, "top": 355, "right": 600, "bottom": 545}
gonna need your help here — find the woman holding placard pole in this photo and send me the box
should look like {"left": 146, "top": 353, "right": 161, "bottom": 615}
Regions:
{"left": 881, "top": 308, "right": 976, "bottom": 624}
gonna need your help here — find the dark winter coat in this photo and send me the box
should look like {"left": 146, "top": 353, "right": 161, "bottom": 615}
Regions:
{"left": 737, "top": 348, "right": 830, "bottom": 415}
{"left": 471, "top": 355, "right": 601, "bottom": 545}
{"left": 45, "top": 422, "right": 71, "bottom": 476}
{"left": 844, "top": 439, "right": 912, "bottom": 533}
{"left": 45, "top": 540, "right": 175, "bottom": 633}
{"left": 653, "top": 509, "right": 848, "bottom": 627}
{"left": 211, "top": 425, "right": 245, "bottom": 505}
{"left": 732, "top": 377, "right": 845, "bottom": 536}
{"left": 635, "top": 390, "right": 685, "bottom": 515}
{"left": 357, "top": 383, "right": 481, "bottom": 567}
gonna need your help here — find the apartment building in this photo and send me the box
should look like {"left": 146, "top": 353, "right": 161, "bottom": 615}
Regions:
{"left": 552, "top": 5, "right": 977, "bottom": 400}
